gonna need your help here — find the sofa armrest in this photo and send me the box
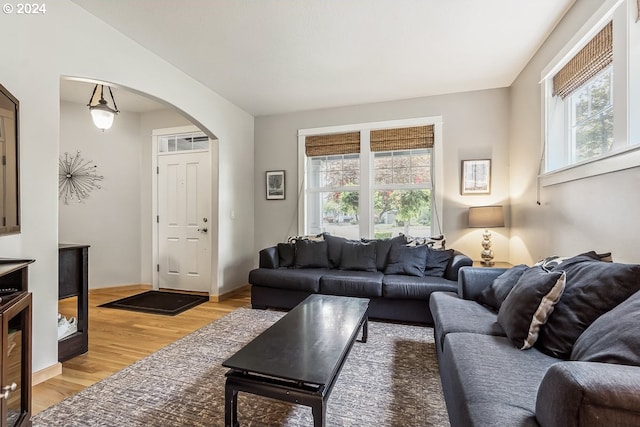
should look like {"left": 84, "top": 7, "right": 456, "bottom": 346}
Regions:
{"left": 443, "top": 250, "right": 473, "bottom": 281}
{"left": 259, "top": 246, "right": 279, "bottom": 269}
{"left": 536, "top": 361, "right": 640, "bottom": 427}
{"left": 457, "top": 266, "right": 508, "bottom": 300}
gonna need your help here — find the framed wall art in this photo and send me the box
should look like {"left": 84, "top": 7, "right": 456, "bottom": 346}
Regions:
{"left": 266, "top": 170, "right": 285, "bottom": 200}
{"left": 461, "top": 159, "right": 491, "bottom": 195}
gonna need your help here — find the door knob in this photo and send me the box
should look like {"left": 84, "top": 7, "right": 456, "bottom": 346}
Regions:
{"left": 197, "top": 227, "right": 208, "bottom": 233}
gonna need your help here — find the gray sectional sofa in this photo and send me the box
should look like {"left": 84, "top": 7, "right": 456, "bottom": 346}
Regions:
{"left": 430, "top": 257, "right": 640, "bottom": 427}
{"left": 249, "top": 234, "right": 472, "bottom": 323}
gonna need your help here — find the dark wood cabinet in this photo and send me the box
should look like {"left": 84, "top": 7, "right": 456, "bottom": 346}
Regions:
{"left": 0, "top": 260, "right": 33, "bottom": 427}
{"left": 58, "top": 245, "right": 89, "bottom": 362}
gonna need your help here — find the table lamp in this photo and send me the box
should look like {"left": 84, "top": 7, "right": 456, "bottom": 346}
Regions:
{"left": 468, "top": 206, "right": 504, "bottom": 266}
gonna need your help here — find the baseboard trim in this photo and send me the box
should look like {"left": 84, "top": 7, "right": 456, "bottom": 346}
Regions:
{"left": 33, "top": 362, "right": 62, "bottom": 385}
{"left": 88, "top": 284, "right": 152, "bottom": 294}
{"left": 210, "top": 284, "right": 250, "bottom": 302}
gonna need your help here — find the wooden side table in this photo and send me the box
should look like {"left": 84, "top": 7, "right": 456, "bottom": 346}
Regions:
{"left": 472, "top": 261, "right": 513, "bottom": 268}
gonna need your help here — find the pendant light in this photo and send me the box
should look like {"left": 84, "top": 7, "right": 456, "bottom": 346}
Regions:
{"left": 87, "top": 84, "right": 119, "bottom": 131}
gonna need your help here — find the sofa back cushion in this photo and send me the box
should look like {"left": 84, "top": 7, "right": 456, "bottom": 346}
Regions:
{"left": 294, "top": 240, "right": 330, "bottom": 269}
{"left": 324, "top": 234, "right": 349, "bottom": 268}
{"left": 497, "top": 266, "right": 566, "bottom": 350}
{"left": 384, "top": 244, "right": 428, "bottom": 277}
{"left": 424, "top": 248, "right": 454, "bottom": 277}
{"left": 277, "top": 242, "right": 296, "bottom": 268}
{"left": 535, "top": 255, "right": 640, "bottom": 359}
{"left": 477, "top": 264, "right": 529, "bottom": 310}
{"left": 339, "top": 241, "right": 377, "bottom": 272}
{"left": 571, "top": 289, "right": 640, "bottom": 366}
{"left": 362, "top": 234, "right": 408, "bottom": 271}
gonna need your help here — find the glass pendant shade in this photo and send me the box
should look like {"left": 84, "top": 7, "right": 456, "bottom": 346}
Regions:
{"left": 90, "top": 103, "right": 115, "bottom": 130}
{"left": 87, "top": 84, "right": 119, "bottom": 131}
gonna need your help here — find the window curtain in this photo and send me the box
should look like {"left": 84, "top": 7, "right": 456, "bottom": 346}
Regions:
{"left": 370, "top": 125, "right": 434, "bottom": 152}
{"left": 553, "top": 21, "right": 613, "bottom": 98}
{"left": 305, "top": 132, "right": 360, "bottom": 156}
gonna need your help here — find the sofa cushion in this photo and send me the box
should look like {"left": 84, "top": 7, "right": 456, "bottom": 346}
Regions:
{"left": 319, "top": 270, "right": 383, "bottom": 297}
{"left": 571, "top": 289, "right": 640, "bottom": 366}
{"left": 536, "top": 255, "right": 640, "bottom": 359}
{"left": 339, "top": 241, "right": 377, "bottom": 272}
{"left": 440, "top": 333, "right": 558, "bottom": 427}
{"left": 497, "top": 266, "right": 566, "bottom": 350}
{"left": 477, "top": 264, "right": 528, "bottom": 310}
{"left": 248, "top": 268, "right": 325, "bottom": 292}
{"left": 277, "top": 242, "right": 295, "bottom": 268}
{"left": 294, "top": 240, "right": 330, "bottom": 269}
{"left": 384, "top": 244, "right": 427, "bottom": 277}
{"left": 429, "top": 292, "right": 505, "bottom": 354}
{"left": 382, "top": 275, "right": 456, "bottom": 300}
{"left": 362, "top": 234, "right": 407, "bottom": 271}
{"left": 424, "top": 248, "right": 454, "bottom": 277}
{"left": 324, "top": 234, "right": 349, "bottom": 268}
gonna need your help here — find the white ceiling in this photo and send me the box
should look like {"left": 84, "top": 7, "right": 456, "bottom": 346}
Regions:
{"left": 68, "top": 0, "right": 575, "bottom": 117}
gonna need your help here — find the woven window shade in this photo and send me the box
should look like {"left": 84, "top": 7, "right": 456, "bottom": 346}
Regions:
{"left": 370, "top": 125, "right": 434, "bottom": 152}
{"left": 305, "top": 132, "right": 360, "bottom": 157}
{"left": 553, "top": 21, "right": 613, "bottom": 99}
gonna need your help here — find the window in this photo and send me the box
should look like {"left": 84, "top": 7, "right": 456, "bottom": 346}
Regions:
{"left": 158, "top": 132, "right": 209, "bottom": 153}
{"left": 570, "top": 66, "right": 613, "bottom": 163}
{"left": 301, "top": 121, "right": 438, "bottom": 239}
{"left": 542, "top": 0, "right": 639, "bottom": 182}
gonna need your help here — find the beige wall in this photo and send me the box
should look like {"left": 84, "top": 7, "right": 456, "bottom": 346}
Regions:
{"left": 254, "top": 88, "right": 512, "bottom": 263}
{"left": 509, "top": 0, "right": 640, "bottom": 264}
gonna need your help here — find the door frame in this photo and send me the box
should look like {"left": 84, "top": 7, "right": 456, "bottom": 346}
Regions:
{"left": 151, "top": 125, "right": 218, "bottom": 293}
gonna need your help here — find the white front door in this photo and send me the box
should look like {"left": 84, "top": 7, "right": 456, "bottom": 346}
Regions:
{"left": 157, "top": 150, "right": 211, "bottom": 292}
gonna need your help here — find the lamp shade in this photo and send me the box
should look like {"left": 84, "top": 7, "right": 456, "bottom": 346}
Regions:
{"left": 469, "top": 206, "right": 504, "bottom": 228}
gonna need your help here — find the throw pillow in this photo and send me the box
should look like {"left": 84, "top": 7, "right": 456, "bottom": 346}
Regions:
{"left": 277, "top": 243, "right": 295, "bottom": 268}
{"left": 536, "top": 255, "right": 640, "bottom": 359}
{"left": 324, "top": 234, "right": 349, "bottom": 268}
{"left": 294, "top": 240, "right": 330, "bottom": 269}
{"left": 535, "top": 251, "right": 612, "bottom": 271}
{"left": 497, "top": 266, "right": 566, "bottom": 350}
{"left": 362, "top": 234, "right": 407, "bottom": 271}
{"left": 571, "top": 289, "right": 640, "bottom": 366}
{"left": 339, "top": 241, "right": 377, "bottom": 272}
{"left": 477, "top": 264, "right": 529, "bottom": 310}
{"left": 384, "top": 244, "right": 428, "bottom": 277}
{"left": 424, "top": 248, "right": 454, "bottom": 277}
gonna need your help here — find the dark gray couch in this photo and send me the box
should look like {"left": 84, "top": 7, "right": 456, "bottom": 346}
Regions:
{"left": 249, "top": 236, "right": 472, "bottom": 324}
{"left": 430, "top": 266, "right": 640, "bottom": 427}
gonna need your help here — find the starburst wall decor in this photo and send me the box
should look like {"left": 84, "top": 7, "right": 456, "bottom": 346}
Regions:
{"left": 59, "top": 151, "right": 104, "bottom": 204}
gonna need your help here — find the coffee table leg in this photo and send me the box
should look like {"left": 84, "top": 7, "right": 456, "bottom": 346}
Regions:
{"left": 361, "top": 317, "right": 368, "bottom": 343}
{"left": 312, "top": 399, "right": 326, "bottom": 427}
{"left": 225, "top": 380, "right": 240, "bottom": 427}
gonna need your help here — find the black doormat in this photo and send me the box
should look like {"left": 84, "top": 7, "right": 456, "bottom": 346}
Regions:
{"left": 99, "top": 291, "right": 209, "bottom": 316}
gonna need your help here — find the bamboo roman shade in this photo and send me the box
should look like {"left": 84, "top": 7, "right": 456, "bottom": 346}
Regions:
{"left": 305, "top": 131, "right": 360, "bottom": 156}
{"left": 553, "top": 21, "right": 613, "bottom": 99}
{"left": 370, "top": 125, "right": 434, "bottom": 152}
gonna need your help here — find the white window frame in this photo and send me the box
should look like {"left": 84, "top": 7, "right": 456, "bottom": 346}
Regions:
{"left": 297, "top": 116, "right": 444, "bottom": 238}
{"left": 540, "top": 0, "right": 640, "bottom": 186}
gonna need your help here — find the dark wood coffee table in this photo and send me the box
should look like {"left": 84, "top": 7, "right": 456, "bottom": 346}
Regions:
{"left": 222, "top": 294, "right": 369, "bottom": 427}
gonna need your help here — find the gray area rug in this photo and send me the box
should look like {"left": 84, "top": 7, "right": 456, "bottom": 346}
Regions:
{"left": 34, "top": 308, "right": 450, "bottom": 426}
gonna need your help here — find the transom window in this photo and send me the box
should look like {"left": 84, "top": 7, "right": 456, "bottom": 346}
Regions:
{"left": 158, "top": 132, "right": 208, "bottom": 153}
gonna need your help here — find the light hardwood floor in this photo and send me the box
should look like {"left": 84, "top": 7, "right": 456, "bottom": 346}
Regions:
{"left": 32, "top": 286, "right": 251, "bottom": 415}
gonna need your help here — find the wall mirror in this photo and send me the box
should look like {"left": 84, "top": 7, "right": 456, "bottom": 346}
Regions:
{"left": 0, "top": 83, "right": 20, "bottom": 235}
